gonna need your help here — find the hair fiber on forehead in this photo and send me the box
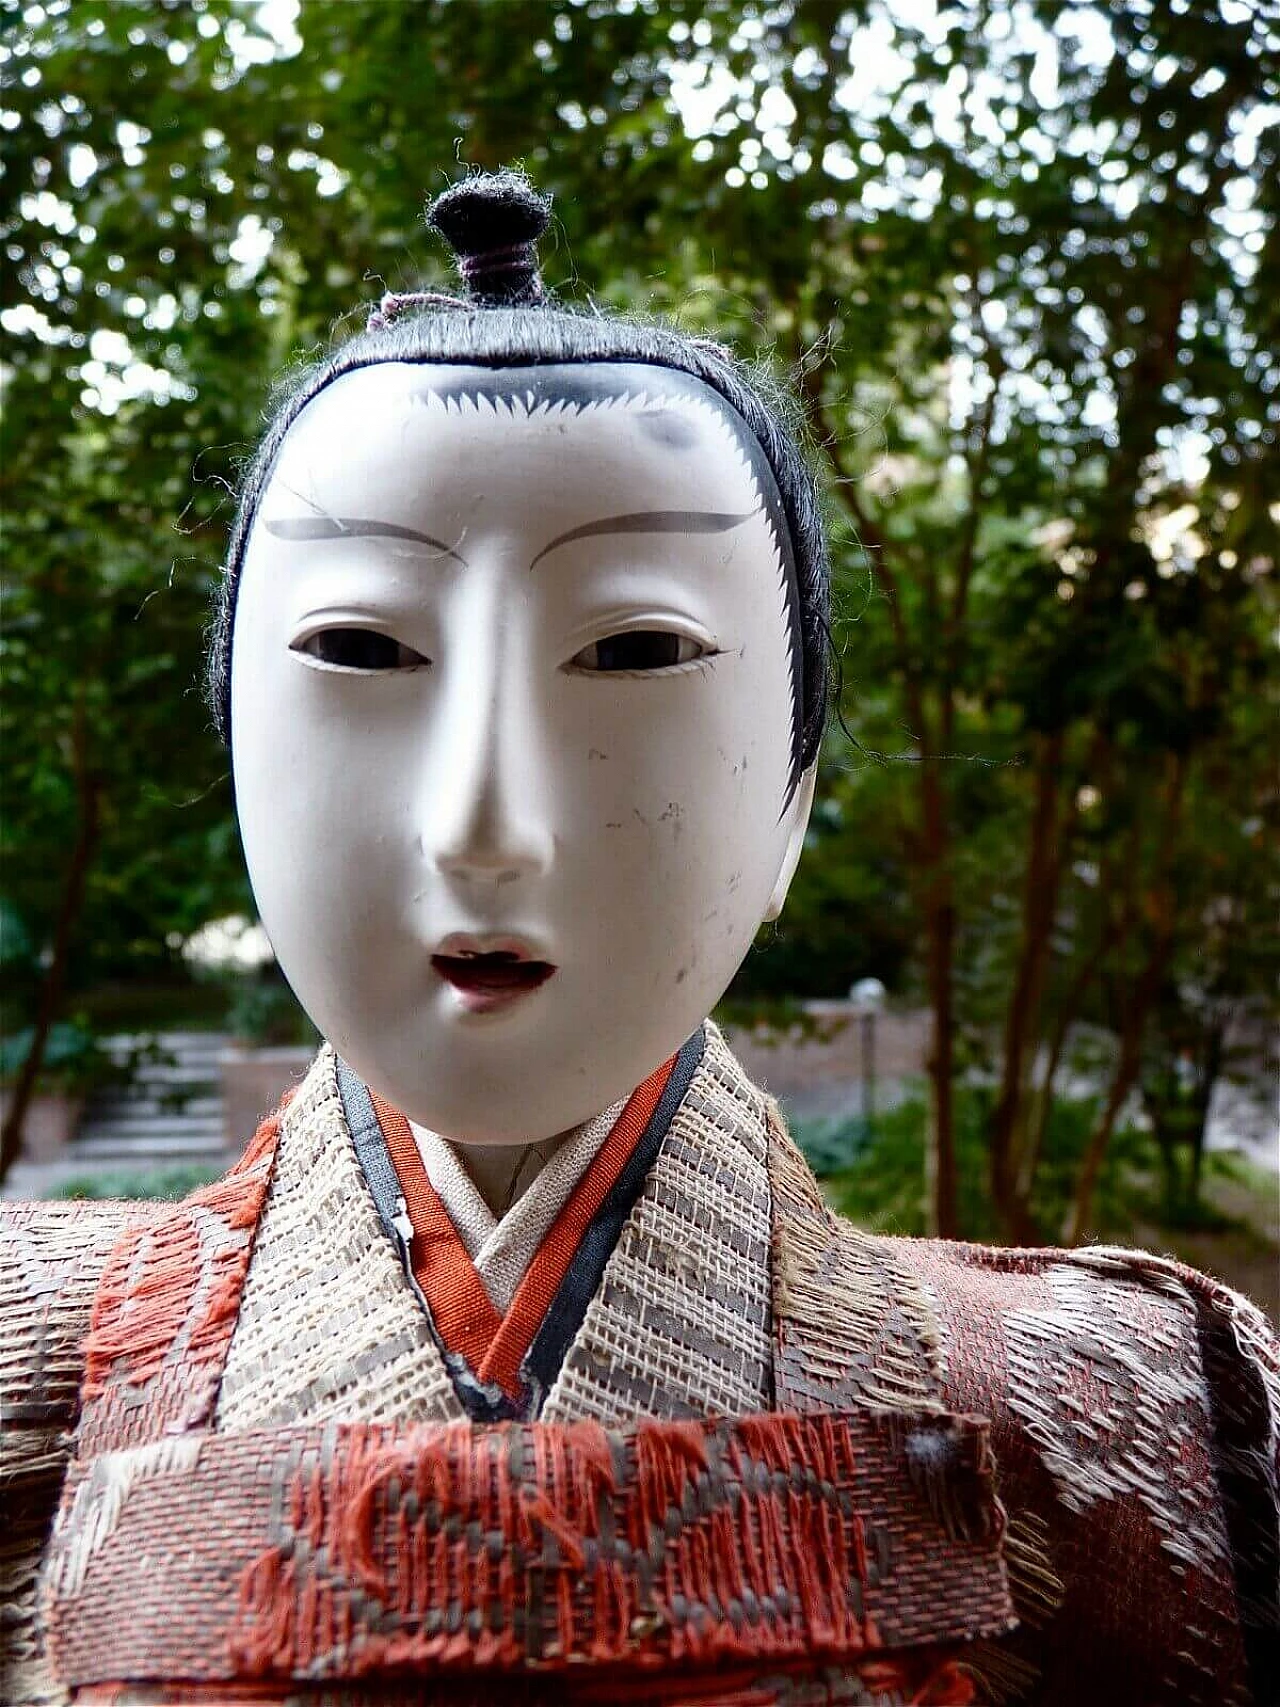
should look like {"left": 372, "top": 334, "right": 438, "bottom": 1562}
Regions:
{"left": 208, "top": 194, "right": 831, "bottom": 794}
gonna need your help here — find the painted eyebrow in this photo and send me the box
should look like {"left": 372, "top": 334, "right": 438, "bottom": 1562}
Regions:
{"left": 528, "top": 509, "right": 758, "bottom": 572}
{"left": 263, "top": 515, "right": 468, "bottom": 566}
{"left": 263, "top": 507, "right": 756, "bottom": 572}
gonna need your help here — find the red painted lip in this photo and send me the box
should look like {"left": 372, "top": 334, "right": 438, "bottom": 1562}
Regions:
{"left": 430, "top": 948, "right": 557, "bottom": 1013}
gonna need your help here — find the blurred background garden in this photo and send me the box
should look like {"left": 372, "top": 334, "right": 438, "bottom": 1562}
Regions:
{"left": 2, "top": 0, "right": 1276, "bottom": 1315}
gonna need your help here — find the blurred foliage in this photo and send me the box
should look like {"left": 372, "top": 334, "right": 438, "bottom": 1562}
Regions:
{"left": 51, "top": 1162, "right": 221, "bottom": 1200}
{"left": 0, "top": 1016, "right": 115, "bottom": 1093}
{"left": 792, "top": 1082, "right": 1240, "bottom": 1244}
{"left": 222, "top": 966, "right": 319, "bottom": 1046}
{"left": 2, "top": 0, "right": 1276, "bottom": 1220}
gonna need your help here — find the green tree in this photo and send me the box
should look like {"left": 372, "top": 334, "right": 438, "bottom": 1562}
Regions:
{"left": 699, "top": 0, "right": 1279, "bottom": 1234}
{"left": 2, "top": 0, "right": 715, "bottom": 1172}
{"left": 3, "top": 0, "right": 1275, "bottom": 1229}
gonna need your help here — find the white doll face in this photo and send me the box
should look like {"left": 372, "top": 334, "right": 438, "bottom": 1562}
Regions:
{"left": 231, "top": 362, "right": 815, "bottom": 1144}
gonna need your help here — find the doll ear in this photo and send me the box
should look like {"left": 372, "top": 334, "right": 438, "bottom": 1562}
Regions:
{"left": 763, "top": 766, "right": 817, "bottom": 922}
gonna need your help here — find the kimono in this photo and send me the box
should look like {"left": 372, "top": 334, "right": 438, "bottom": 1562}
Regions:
{"left": 2, "top": 1022, "right": 1277, "bottom": 1705}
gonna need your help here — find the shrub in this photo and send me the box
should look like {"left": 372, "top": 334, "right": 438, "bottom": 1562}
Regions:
{"left": 788, "top": 1081, "right": 1155, "bottom": 1244}
{"left": 52, "top": 1164, "right": 221, "bottom": 1202}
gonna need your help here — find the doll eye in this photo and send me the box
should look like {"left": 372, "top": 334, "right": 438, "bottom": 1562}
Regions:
{"left": 570, "top": 631, "right": 710, "bottom": 672}
{"left": 293, "top": 628, "right": 428, "bottom": 671}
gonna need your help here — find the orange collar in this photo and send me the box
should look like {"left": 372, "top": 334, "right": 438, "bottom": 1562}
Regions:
{"left": 369, "top": 1053, "right": 678, "bottom": 1402}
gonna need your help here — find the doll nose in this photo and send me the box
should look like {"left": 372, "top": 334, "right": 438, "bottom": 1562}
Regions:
{"left": 432, "top": 785, "right": 553, "bottom": 886}
{"left": 424, "top": 630, "right": 554, "bottom": 887}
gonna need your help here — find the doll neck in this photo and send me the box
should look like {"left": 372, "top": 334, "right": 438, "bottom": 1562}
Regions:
{"left": 455, "top": 1136, "right": 570, "bottom": 1219}
{"left": 413, "top": 1099, "right": 625, "bottom": 1224}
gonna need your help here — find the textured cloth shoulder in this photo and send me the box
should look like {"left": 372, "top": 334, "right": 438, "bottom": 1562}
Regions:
{"left": 1, "top": 1099, "right": 285, "bottom": 1707}
{"left": 0, "top": 1196, "right": 168, "bottom": 1706}
{"left": 880, "top": 1231, "right": 1279, "bottom": 1704}
{"left": 763, "top": 1104, "right": 1279, "bottom": 1705}
{"left": 1, "top": 1197, "right": 170, "bottom": 1468}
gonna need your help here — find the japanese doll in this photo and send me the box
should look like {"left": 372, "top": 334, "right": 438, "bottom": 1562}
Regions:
{"left": 2, "top": 170, "right": 1276, "bottom": 1707}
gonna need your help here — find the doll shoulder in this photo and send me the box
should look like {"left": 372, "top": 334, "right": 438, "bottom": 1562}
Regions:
{"left": 1, "top": 1196, "right": 170, "bottom": 1468}
{"left": 871, "top": 1230, "right": 1280, "bottom": 1704}
{"left": 764, "top": 1107, "right": 1277, "bottom": 1701}
{"left": 0, "top": 1197, "right": 168, "bottom": 1707}
{"left": 880, "top": 1231, "right": 1280, "bottom": 1476}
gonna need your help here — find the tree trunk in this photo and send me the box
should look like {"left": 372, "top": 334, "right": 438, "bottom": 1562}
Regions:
{"left": 0, "top": 736, "right": 100, "bottom": 1185}
{"left": 1188, "top": 1021, "right": 1225, "bottom": 1212}
{"left": 989, "top": 728, "right": 1068, "bottom": 1234}
{"left": 1014, "top": 923, "right": 1115, "bottom": 1231}
{"left": 1065, "top": 757, "right": 1187, "bottom": 1243}
{"left": 1063, "top": 1005, "right": 1149, "bottom": 1247}
{"left": 920, "top": 764, "right": 959, "bottom": 1238}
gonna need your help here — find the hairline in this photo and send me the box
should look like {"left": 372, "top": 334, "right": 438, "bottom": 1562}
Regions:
{"left": 213, "top": 307, "right": 826, "bottom": 791}
{"left": 231, "top": 354, "right": 806, "bottom": 804}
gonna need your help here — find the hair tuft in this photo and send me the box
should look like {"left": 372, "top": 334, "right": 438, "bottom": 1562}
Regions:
{"left": 426, "top": 169, "right": 551, "bottom": 307}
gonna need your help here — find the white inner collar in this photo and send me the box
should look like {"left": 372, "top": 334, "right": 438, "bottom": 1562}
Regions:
{"left": 409, "top": 1101, "right": 626, "bottom": 1313}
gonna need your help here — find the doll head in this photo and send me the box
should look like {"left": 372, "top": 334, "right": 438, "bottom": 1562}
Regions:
{"left": 215, "top": 171, "right": 830, "bottom": 1144}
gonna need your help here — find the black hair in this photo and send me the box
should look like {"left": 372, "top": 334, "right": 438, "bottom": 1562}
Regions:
{"left": 208, "top": 168, "right": 830, "bottom": 785}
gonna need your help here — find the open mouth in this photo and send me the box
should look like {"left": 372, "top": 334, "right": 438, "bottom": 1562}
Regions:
{"left": 430, "top": 946, "right": 557, "bottom": 1011}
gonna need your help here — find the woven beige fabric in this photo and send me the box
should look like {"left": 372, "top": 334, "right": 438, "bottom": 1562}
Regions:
{"left": 767, "top": 1101, "right": 945, "bottom": 1416}
{"left": 219, "top": 1036, "right": 773, "bottom": 1431}
{"left": 411, "top": 1100, "right": 626, "bottom": 1312}
{"left": 1, "top": 1198, "right": 165, "bottom": 1707}
{"left": 541, "top": 1022, "right": 774, "bottom": 1423}
{"left": 214, "top": 1049, "right": 463, "bottom": 1431}
{"left": 408, "top": 1120, "right": 492, "bottom": 1254}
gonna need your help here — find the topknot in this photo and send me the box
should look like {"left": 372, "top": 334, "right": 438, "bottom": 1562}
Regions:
{"left": 426, "top": 170, "right": 551, "bottom": 307}
{"left": 212, "top": 162, "right": 832, "bottom": 778}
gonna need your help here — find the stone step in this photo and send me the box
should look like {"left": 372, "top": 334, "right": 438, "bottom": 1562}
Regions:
{"left": 101, "top": 1063, "right": 222, "bottom": 1086}
{"left": 103, "top": 1031, "right": 233, "bottom": 1050}
{"left": 75, "top": 1112, "right": 226, "bottom": 1140}
{"left": 84, "top": 1094, "right": 224, "bottom": 1120}
{"left": 103, "top": 1050, "right": 228, "bottom": 1070}
{"left": 68, "top": 1132, "right": 229, "bottom": 1164}
{"left": 70, "top": 1031, "right": 235, "bottom": 1166}
{"left": 101, "top": 1064, "right": 225, "bottom": 1089}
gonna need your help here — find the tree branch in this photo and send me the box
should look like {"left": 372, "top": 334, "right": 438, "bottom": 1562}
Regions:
{"left": 0, "top": 702, "right": 101, "bottom": 1183}
{"left": 796, "top": 360, "right": 925, "bottom": 735}
{"left": 1066, "top": 750, "right": 1189, "bottom": 1244}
